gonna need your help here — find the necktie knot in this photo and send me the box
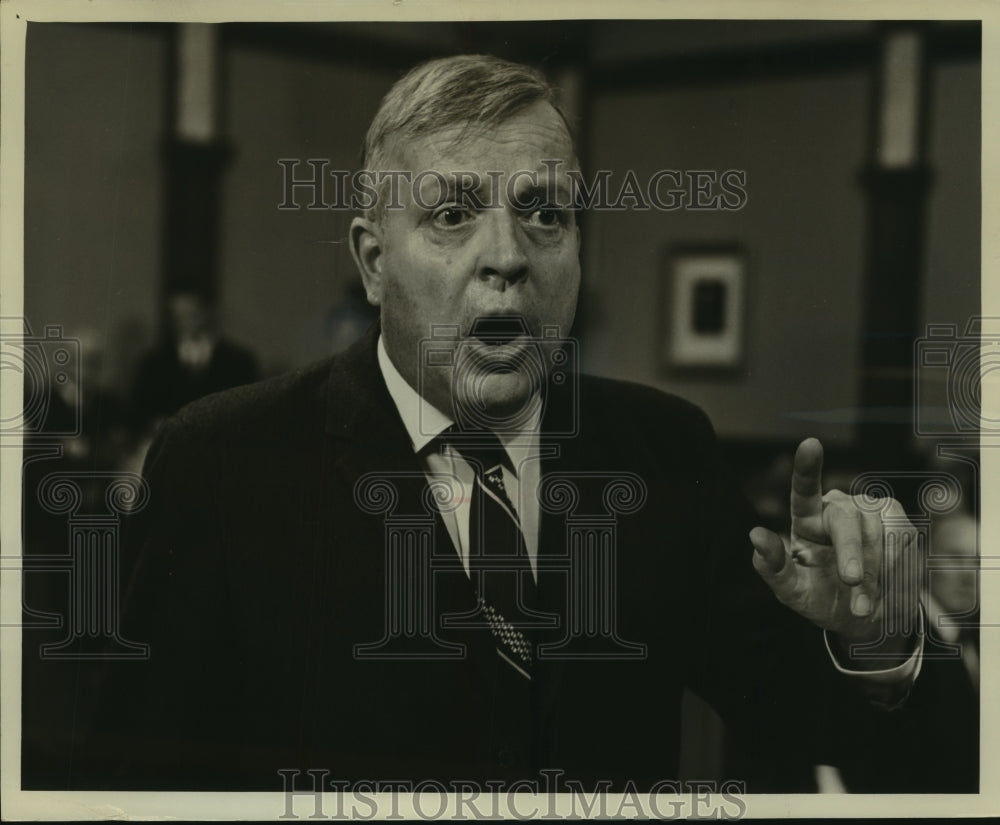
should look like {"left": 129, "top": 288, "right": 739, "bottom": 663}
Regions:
{"left": 437, "top": 425, "right": 515, "bottom": 477}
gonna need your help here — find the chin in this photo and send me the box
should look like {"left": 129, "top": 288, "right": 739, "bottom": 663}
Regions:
{"left": 453, "top": 369, "right": 538, "bottom": 431}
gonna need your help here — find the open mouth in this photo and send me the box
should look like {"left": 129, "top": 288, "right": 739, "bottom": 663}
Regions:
{"left": 460, "top": 316, "right": 536, "bottom": 375}
{"left": 468, "top": 315, "right": 530, "bottom": 346}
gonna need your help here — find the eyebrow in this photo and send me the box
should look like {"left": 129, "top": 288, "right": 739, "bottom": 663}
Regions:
{"left": 414, "top": 174, "right": 575, "bottom": 209}
{"left": 509, "top": 181, "right": 574, "bottom": 209}
{"left": 413, "top": 175, "right": 491, "bottom": 208}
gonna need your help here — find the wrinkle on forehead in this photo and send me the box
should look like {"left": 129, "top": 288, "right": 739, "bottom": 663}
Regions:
{"left": 389, "top": 102, "right": 579, "bottom": 176}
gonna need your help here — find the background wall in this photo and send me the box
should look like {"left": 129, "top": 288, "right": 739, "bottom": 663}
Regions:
{"left": 25, "top": 23, "right": 166, "bottom": 391}
{"left": 219, "top": 45, "right": 392, "bottom": 375}
{"left": 581, "top": 71, "right": 870, "bottom": 444}
{"left": 923, "top": 59, "right": 981, "bottom": 334}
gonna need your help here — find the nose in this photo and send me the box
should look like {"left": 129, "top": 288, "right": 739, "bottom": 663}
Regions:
{"left": 476, "top": 210, "right": 529, "bottom": 290}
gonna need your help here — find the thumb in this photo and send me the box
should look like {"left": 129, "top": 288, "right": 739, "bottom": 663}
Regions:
{"left": 750, "top": 525, "right": 789, "bottom": 581}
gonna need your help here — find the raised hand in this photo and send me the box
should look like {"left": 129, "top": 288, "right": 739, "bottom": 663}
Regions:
{"left": 749, "top": 438, "right": 920, "bottom": 652}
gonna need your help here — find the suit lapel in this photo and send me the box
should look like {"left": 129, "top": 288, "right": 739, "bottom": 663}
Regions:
{"left": 320, "top": 325, "right": 490, "bottom": 667}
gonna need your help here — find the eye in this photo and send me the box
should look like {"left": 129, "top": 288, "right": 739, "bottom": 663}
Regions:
{"left": 525, "top": 207, "right": 566, "bottom": 228}
{"left": 432, "top": 205, "right": 473, "bottom": 228}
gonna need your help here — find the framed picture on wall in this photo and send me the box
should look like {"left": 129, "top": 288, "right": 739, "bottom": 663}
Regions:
{"left": 663, "top": 245, "right": 747, "bottom": 370}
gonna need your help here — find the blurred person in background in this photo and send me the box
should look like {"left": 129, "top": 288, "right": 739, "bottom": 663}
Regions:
{"left": 929, "top": 509, "right": 979, "bottom": 689}
{"left": 130, "top": 287, "right": 259, "bottom": 435}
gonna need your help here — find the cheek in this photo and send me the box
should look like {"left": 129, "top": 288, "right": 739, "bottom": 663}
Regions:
{"left": 550, "top": 259, "right": 581, "bottom": 309}
{"left": 381, "top": 267, "right": 464, "bottom": 334}
{"left": 385, "top": 243, "right": 460, "bottom": 298}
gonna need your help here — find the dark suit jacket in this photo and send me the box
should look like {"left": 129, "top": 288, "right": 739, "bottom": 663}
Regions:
{"left": 79, "top": 325, "right": 951, "bottom": 792}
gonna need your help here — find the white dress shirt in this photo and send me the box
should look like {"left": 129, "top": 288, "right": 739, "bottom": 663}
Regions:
{"left": 377, "top": 335, "right": 543, "bottom": 580}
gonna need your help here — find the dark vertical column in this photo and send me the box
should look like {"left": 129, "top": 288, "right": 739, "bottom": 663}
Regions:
{"left": 858, "top": 24, "right": 933, "bottom": 458}
{"left": 162, "top": 23, "right": 231, "bottom": 303}
{"left": 551, "top": 31, "right": 595, "bottom": 340}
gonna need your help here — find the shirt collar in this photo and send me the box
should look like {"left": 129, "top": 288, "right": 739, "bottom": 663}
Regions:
{"left": 376, "top": 334, "right": 542, "bottom": 459}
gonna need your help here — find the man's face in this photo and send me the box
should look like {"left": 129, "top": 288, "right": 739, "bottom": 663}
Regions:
{"left": 169, "top": 294, "right": 211, "bottom": 340}
{"left": 353, "top": 101, "right": 581, "bottom": 427}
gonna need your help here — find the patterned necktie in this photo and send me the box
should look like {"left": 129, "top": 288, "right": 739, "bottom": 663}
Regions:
{"left": 441, "top": 426, "right": 537, "bottom": 679}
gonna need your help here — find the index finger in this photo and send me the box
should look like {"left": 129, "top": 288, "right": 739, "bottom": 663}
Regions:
{"left": 791, "top": 437, "right": 825, "bottom": 519}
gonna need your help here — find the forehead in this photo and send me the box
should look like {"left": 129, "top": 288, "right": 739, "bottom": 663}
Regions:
{"left": 396, "top": 101, "right": 577, "bottom": 174}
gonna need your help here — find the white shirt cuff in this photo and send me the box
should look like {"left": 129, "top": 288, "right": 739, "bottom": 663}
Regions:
{"left": 822, "top": 604, "right": 925, "bottom": 709}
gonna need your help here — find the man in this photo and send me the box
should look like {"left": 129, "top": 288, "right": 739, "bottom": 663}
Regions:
{"left": 85, "top": 54, "right": 937, "bottom": 793}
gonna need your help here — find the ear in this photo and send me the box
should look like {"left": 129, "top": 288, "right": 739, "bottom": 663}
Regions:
{"left": 349, "top": 216, "right": 385, "bottom": 307}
